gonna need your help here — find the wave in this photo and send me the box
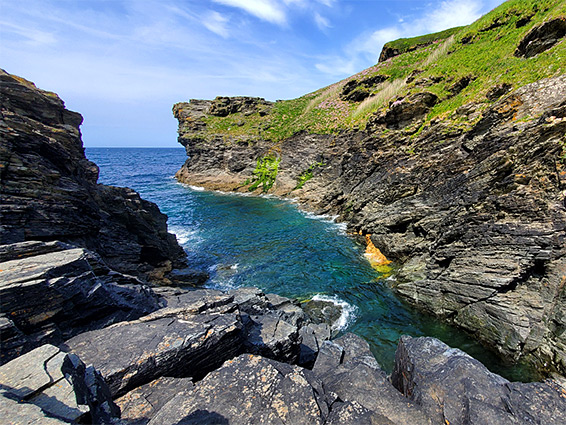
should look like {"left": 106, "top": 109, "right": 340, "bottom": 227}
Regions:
{"left": 311, "top": 294, "right": 358, "bottom": 332}
{"left": 169, "top": 225, "right": 200, "bottom": 246}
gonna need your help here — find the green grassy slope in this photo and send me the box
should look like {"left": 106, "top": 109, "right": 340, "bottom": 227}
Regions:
{"left": 198, "top": 0, "right": 566, "bottom": 143}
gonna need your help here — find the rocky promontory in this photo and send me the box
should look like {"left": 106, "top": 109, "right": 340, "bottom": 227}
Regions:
{"left": 173, "top": 1, "right": 566, "bottom": 376}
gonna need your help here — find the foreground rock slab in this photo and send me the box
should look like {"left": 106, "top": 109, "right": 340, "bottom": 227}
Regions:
{"left": 392, "top": 336, "right": 566, "bottom": 425}
{"left": 0, "top": 344, "right": 119, "bottom": 424}
{"left": 148, "top": 354, "right": 327, "bottom": 425}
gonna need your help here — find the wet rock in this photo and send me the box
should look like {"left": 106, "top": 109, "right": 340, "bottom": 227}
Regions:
{"left": 0, "top": 344, "right": 119, "bottom": 424}
{"left": 148, "top": 354, "right": 328, "bottom": 425}
{"left": 313, "top": 333, "right": 432, "bottom": 425}
{"left": 391, "top": 336, "right": 566, "bottom": 425}
{"left": 0, "top": 69, "right": 187, "bottom": 282}
{"left": 116, "top": 376, "right": 194, "bottom": 425}
{"left": 0, "top": 241, "right": 161, "bottom": 364}
{"left": 515, "top": 18, "right": 566, "bottom": 58}
{"left": 64, "top": 298, "right": 244, "bottom": 397}
{"left": 302, "top": 298, "right": 343, "bottom": 328}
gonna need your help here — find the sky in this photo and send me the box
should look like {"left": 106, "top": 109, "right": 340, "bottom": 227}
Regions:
{"left": 1, "top": 0, "right": 505, "bottom": 147}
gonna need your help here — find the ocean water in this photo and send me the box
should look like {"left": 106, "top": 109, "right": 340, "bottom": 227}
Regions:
{"left": 86, "top": 147, "right": 538, "bottom": 381}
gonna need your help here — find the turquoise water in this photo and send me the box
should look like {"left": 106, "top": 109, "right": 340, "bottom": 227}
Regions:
{"left": 86, "top": 147, "right": 537, "bottom": 381}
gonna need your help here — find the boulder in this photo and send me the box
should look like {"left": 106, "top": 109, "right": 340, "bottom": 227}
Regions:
{"left": 0, "top": 344, "right": 119, "bottom": 424}
{"left": 391, "top": 336, "right": 566, "bottom": 425}
{"left": 147, "top": 354, "right": 328, "bottom": 425}
{"left": 371, "top": 92, "right": 438, "bottom": 130}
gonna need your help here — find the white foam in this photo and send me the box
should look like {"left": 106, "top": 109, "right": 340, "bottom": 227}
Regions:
{"left": 311, "top": 294, "right": 358, "bottom": 332}
{"left": 169, "top": 225, "right": 200, "bottom": 246}
{"left": 189, "top": 185, "right": 205, "bottom": 191}
{"left": 230, "top": 263, "right": 239, "bottom": 270}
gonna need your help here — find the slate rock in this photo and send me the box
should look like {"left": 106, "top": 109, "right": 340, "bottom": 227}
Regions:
{"left": 0, "top": 242, "right": 161, "bottom": 364}
{"left": 116, "top": 376, "right": 194, "bottom": 425}
{"left": 371, "top": 92, "right": 438, "bottom": 130}
{"left": 391, "top": 336, "right": 566, "bottom": 425}
{"left": 313, "top": 333, "right": 432, "bottom": 425}
{"left": 0, "top": 344, "right": 119, "bottom": 424}
{"left": 148, "top": 354, "right": 328, "bottom": 425}
{"left": 515, "top": 18, "right": 566, "bottom": 58}
{"left": 64, "top": 299, "right": 244, "bottom": 397}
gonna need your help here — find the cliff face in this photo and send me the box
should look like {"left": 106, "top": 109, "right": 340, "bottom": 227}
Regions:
{"left": 173, "top": 0, "right": 566, "bottom": 375}
{"left": 0, "top": 70, "right": 187, "bottom": 282}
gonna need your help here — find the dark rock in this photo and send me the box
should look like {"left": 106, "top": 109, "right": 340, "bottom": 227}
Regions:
{"left": 0, "top": 241, "right": 161, "bottom": 364}
{"left": 341, "top": 75, "right": 389, "bottom": 102}
{"left": 313, "top": 333, "right": 432, "bottom": 424}
{"left": 515, "top": 18, "right": 566, "bottom": 58}
{"left": 167, "top": 267, "right": 208, "bottom": 286}
{"left": 64, "top": 297, "right": 244, "bottom": 397}
{"left": 447, "top": 75, "right": 474, "bottom": 96}
{"left": 147, "top": 354, "right": 328, "bottom": 425}
{"left": 302, "top": 299, "right": 342, "bottom": 329}
{"left": 208, "top": 96, "right": 272, "bottom": 117}
{"left": 371, "top": 92, "right": 438, "bottom": 130}
{"left": 116, "top": 376, "right": 194, "bottom": 425}
{"left": 0, "top": 344, "right": 119, "bottom": 424}
{"left": 0, "top": 69, "right": 187, "bottom": 282}
{"left": 391, "top": 336, "right": 566, "bottom": 425}
{"left": 412, "top": 75, "right": 443, "bottom": 88}
{"left": 486, "top": 82, "right": 513, "bottom": 101}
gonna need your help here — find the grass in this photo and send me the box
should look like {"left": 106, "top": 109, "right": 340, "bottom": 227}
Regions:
{"left": 180, "top": 0, "right": 566, "bottom": 146}
{"left": 383, "top": 26, "right": 463, "bottom": 55}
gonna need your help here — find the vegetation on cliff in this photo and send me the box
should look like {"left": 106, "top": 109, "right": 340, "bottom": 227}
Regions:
{"left": 180, "top": 0, "right": 565, "bottom": 146}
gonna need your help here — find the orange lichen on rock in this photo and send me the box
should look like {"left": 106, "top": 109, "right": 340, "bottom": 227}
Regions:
{"left": 364, "top": 234, "right": 391, "bottom": 267}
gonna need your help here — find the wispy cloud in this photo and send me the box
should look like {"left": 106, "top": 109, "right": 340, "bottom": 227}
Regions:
{"left": 203, "top": 11, "right": 231, "bottom": 38}
{"left": 314, "top": 12, "right": 331, "bottom": 31}
{"left": 212, "top": 0, "right": 287, "bottom": 25}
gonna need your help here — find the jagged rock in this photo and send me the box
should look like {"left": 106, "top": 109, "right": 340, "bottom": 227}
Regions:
{"left": 313, "top": 333, "right": 432, "bottom": 425}
{"left": 116, "top": 376, "right": 194, "bottom": 425}
{"left": 0, "top": 344, "right": 119, "bottom": 424}
{"left": 515, "top": 18, "right": 566, "bottom": 58}
{"left": 392, "top": 336, "right": 566, "bottom": 425}
{"left": 371, "top": 92, "right": 438, "bottom": 130}
{"left": 147, "top": 354, "right": 328, "bottom": 425}
{"left": 448, "top": 75, "right": 474, "bottom": 96}
{"left": 486, "top": 82, "right": 513, "bottom": 101}
{"left": 0, "top": 241, "right": 161, "bottom": 365}
{"left": 341, "top": 75, "right": 388, "bottom": 102}
{"left": 208, "top": 96, "right": 272, "bottom": 117}
{"left": 64, "top": 297, "right": 244, "bottom": 397}
{"left": 0, "top": 69, "right": 187, "bottom": 282}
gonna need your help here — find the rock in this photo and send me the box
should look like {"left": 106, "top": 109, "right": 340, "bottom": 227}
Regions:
{"left": 0, "top": 344, "right": 119, "bottom": 424}
{"left": 64, "top": 297, "right": 244, "bottom": 397}
{"left": 447, "top": 75, "right": 474, "bottom": 96}
{"left": 208, "top": 96, "right": 273, "bottom": 117}
{"left": 167, "top": 267, "right": 208, "bottom": 286}
{"left": 391, "top": 336, "right": 566, "bottom": 425}
{"left": 116, "top": 376, "right": 194, "bottom": 425}
{"left": 313, "top": 333, "right": 432, "bottom": 424}
{"left": 340, "top": 75, "right": 388, "bottom": 102}
{"left": 486, "top": 82, "right": 513, "bottom": 101}
{"left": 302, "top": 298, "right": 343, "bottom": 328}
{"left": 515, "top": 18, "right": 566, "bottom": 58}
{"left": 371, "top": 92, "right": 438, "bottom": 130}
{"left": 147, "top": 354, "right": 328, "bottom": 425}
{"left": 0, "top": 241, "right": 161, "bottom": 365}
{"left": 0, "top": 69, "right": 187, "bottom": 282}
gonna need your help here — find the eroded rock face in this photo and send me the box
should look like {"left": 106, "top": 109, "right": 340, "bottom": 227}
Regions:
{"left": 515, "top": 18, "right": 566, "bottom": 58}
{"left": 0, "top": 241, "right": 161, "bottom": 365}
{"left": 392, "top": 336, "right": 566, "bottom": 425}
{"left": 0, "top": 69, "right": 188, "bottom": 282}
{"left": 0, "top": 344, "right": 119, "bottom": 424}
{"left": 173, "top": 74, "right": 566, "bottom": 375}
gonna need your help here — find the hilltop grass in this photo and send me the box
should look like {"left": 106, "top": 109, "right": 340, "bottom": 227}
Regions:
{"left": 383, "top": 26, "right": 463, "bottom": 55}
{"left": 197, "top": 0, "right": 566, "bottom": 143}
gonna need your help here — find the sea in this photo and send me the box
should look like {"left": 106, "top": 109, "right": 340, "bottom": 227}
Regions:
{"left": 86, "top": 147, "right": 538, "bottom": 382}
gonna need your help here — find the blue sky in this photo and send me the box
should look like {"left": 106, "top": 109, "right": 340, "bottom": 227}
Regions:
{"left": 1, "top": 0, "right": 504, "bottom": 147}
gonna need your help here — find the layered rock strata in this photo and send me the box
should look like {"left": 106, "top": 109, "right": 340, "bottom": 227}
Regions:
{"left": 0, "top": 69, "right": 189, "bottom": 283}
{"left": 173, "top": 74, "right": 566, "bottom": 375}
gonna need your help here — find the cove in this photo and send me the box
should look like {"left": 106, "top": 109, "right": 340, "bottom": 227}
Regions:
{"left": 87, "top": 147, "right": 538, "bottom": 382}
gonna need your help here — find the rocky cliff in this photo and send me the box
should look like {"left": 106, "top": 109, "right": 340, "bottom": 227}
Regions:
{"left": 174, "top": 0, "right": 566, "bottom": 376}
{"left": 0, "top": 69, "right": 189, "bottom": 282}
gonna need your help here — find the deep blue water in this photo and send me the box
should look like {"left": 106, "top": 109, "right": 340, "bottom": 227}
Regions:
{"left": 86, "top": 147, "right": 537, "bottom": 381}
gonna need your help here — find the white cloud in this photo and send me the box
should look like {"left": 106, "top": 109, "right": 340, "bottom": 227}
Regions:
{"left": 212, "top": 0, "right": 287, "bottom": 25}
{"left": 314, "top": 12, "right": 331, "bottom": 31}
{"left": 316, "top": 0, "right": 336, "bottom": 7}
{"left": 0, "top": 21, "right": 57, "bottom": 46}
{"left": 425, "top": 0, "right": 483, "bottom": 32}
{"left": 203, "top": 11, "right": 230, "bottom": 38}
